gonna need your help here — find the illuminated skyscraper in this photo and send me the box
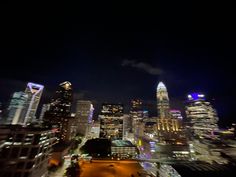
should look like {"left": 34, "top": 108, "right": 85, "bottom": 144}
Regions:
{"left": 156, "top": 82, "right": 170, "bottom": 118}
{"left": 24, "top": 82, "right": 44, "bottom": 124}
{"left": 155, "top": 83, "right": 185, "bottom": 144}
{"left": 7, "top": 91, "right": 28, "bottom": 124}
{"left": 100, "top": 103, "right": 123, "bottom": 117}
{"left": 48, "top": 81, "right": 72, "bottom": 116}
{"left": 44, "top": 81, "right": 75, "bottom": 143}
{"left": 185, "top": 93, "right": 219, "bottom": 138}
{"left": 130, "top": 99, "right": 146, "bottom": 134}
{"left": 99, "top": 103, "right": 124, "bottom": 139}
{"left": 76, "top": 100, "right": 94, "bottom": 136}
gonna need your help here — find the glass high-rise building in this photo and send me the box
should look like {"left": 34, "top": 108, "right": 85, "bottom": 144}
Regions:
{"left": 4, "top": 82, "right": 43, "bottom": 125}
{"left": 156, "top": 82, "right": 170, "bottom": 119}
{"left": 7, "top": 91, "right": 28, "bottom": 124}
{"left": 24, "top": 82, "right": 44, "bottom": 124}
{"left": 185, "top": 93, "right": 219, "bottom": 138}
{"left": 76, "top": 100, "right": 94, "bottom": 136}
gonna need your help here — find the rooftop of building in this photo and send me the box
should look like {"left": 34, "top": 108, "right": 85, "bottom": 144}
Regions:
{"left": 111, "top": 140, "right": 135, "bottom": 147}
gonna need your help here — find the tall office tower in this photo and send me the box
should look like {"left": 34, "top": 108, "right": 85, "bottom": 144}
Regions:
{"left": 6, "top": 91, "right": 28, "bottom": 124}
{"left": 0, "top": 124, "right": 56, "bottom": 177}
{"left": 131, "top": 99, "right": 142, "bottom": 112}
{"left": 156, "top": 82, "right": 170, "bottom": 119}
{"left": 155, "top": 83, "right": 185, "bottom": 144}
{"left": 99, "top": 103, "right": 124, "bottom": 139}
{"left": 130, "top": 99, "right": 144, "bottom": 133}
{"left": 76, "top": 100, "right": 94, "bottom": 136}
{"left": 24, "top": 82, "right": 44, "bottom": 124}
{"left": 130, "top": 99, "right": 143, "bottom": 119}
{"left": 39, "top": 104, "right": 50, "bottom": 120}
{"left": 100, "top": 103, "right": 124, "bottom": 116}
{"left": 44, "top": 81, "right": 75, "bottom": 143}
{"left": 185, "top": 93, "right": 219, "bottom": 139}
{"left": 123, "top": 114, "right": 131, "bottom": 138}
{"left": 48, "top": 81, "right": 72, "bottom": 116}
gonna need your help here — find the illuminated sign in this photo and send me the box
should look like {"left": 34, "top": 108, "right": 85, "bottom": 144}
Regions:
{"left": 188, "top": 93, "right": 205, "bottom": 101}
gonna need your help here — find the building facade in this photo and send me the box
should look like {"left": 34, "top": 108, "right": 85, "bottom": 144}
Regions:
{"left": 39, "top": 104, "right": 50, "bottom": 121}
{"left": 130, "top": 99, "right": 144, "bottom": 133}
{"left": 75, "top": 100, "right": 94, "bottom": 136}
{"left": 24, "top": 82, "right": 44, "bottom": 124}
{"left": 185, "top": 93, "right": 219, "bottom": 139}
{"left": 43, "top": 81, "right": 75, "bottom": 143}
{"left": 0, "top": 125, "right": 56, "bottom": 177}
{"left": 155, "top": 82, "right": 186, "bottom": 144}
{"left": 111, "top": 140, "right": 138, "bottom": 159}
{"left": 87, "top": 121, "right": 100, "bottom": 139}
{"left": 170, "top": 110, "right": 183, "bottom": 120}
{"left": 48, "top": 81, "right": 72, "bottom": 117}
{"left": 6, "top": 82, "right": 44, "bottom": 125}
{"left": 7, "top": 91, "right": 28, "bottom": 124}
{"left": 99, "top": 103, "right": 124, "bottom": 139}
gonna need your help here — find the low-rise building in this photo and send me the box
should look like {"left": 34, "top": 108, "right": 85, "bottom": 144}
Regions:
{"left": 111, "top": 140, "right": 138, "bottom": 159}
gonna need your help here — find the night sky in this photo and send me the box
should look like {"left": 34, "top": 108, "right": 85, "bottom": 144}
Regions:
{"left": 0, "top": 2, "right": 235, "bottom": 127}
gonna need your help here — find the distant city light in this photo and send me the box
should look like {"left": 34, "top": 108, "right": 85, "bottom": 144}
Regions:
{"left": 188, "top": 93, "right": 205, "bottom": 101}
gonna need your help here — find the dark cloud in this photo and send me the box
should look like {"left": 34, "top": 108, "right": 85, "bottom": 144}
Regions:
{"left": 121, "top": 59, "right": 163, "bottom": 75}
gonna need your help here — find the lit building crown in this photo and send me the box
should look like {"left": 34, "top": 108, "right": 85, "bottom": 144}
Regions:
{"left": 60, "top": 81, "right": 72, "bottom": 90}
{"left": 157, "top": 81, "right": 167, "bottom": 91}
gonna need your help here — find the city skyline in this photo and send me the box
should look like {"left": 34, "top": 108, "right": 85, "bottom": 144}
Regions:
{"left": 1, "top": 2, "right": 236, "bottom": 177}
{"left": 0, "top": 2, "right": 235, "bottom": 126}
{"left": 0, "top": 79, "right": 231, "bottom": 128}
